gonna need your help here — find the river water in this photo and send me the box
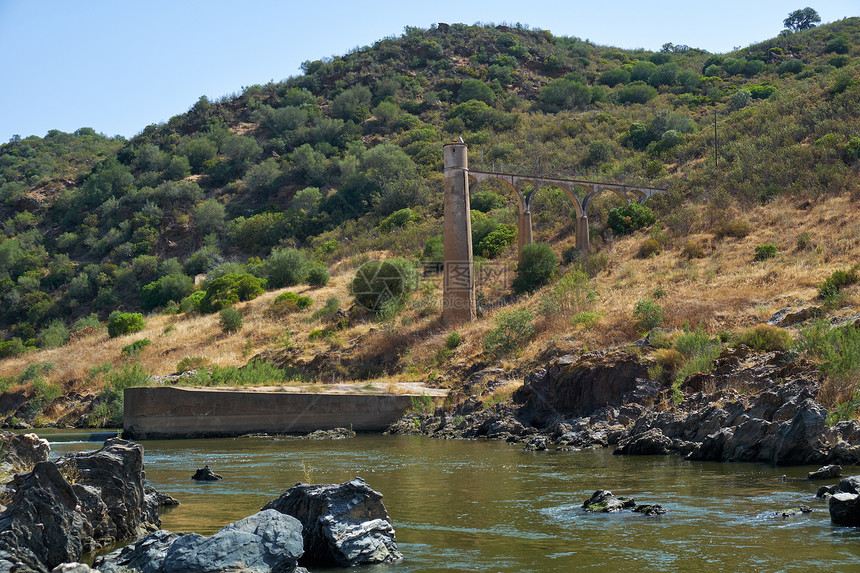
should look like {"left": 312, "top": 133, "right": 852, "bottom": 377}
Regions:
{"left": 41, "top": 431, "right": 860, "bottom": 572}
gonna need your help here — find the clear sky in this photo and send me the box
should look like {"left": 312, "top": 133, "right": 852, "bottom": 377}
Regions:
{"left": 0, "top": 1, "right": 856, "bottom": 142}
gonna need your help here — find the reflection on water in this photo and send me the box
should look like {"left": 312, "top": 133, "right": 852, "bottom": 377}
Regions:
{"left": 42, "top": 431, "right": 860, "bottom": 572}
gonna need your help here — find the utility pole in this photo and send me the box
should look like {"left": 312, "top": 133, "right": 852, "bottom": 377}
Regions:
{"left": 714, "top": 109, "right": 718, "bottom": 169}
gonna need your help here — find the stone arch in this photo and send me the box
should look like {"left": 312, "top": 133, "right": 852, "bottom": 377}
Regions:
{"left": 468, "top": 174, "right": 526, "bottom": 215}
{"left": 581, "top": 185, "right": 632, "bottom": 214}
{"left": 524, "top": 183, "right": 584, "bottom": 219}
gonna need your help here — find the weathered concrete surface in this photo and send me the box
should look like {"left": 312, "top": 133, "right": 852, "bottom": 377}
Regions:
{"left": 123, "top": 387, "right": 427, "bottom": 439}
{"left": 442, "top": 142, "right": 476, "bottom": 326}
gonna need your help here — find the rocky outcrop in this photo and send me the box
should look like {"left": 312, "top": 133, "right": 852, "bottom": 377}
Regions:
{"left": 304, "top": 427, "right": 356, "bottom": 440}
{"left": 582, "top": 490, "right": 635, "bottom": 513}
{"left": 829, "top": 493, "right": 860, "bottom": 526}
{"left": 0, "top": 431, "right": 50, "bottom": 475}
{"left": 614, "top": 428, "right": 674, "bottom": 456}
{"left": 263, "top": 477, "right": 401, "bottom": 567}
{"left": 96, "top": 511, "right": 307, "bottom": 573}
{"left": 808, "top": 464, "right": 842, "bottom": 480}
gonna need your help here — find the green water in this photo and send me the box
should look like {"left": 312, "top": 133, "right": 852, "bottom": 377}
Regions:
{"left": 41, "top": 431, "right": 860, "bottom": 572}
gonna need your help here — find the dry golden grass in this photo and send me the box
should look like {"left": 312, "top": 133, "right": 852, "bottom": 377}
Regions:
{"left": 1, "top": 194, "right": 857, "bottom": 400}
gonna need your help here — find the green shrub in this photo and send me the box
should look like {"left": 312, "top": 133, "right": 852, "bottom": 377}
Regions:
{"left": 184, "top": 361, "right": 303, "bottom": 386}
{"left": 476, "top": 224, "right": 517, "bottom": 258}
{"left": 748, "top": 83, "right": 777, "bottom": 99}
{"left": 637, "top": 238, "right": 662, "bottom": 258}
{"left": 483, "top": 309, "right": 535, "bottom": 358}
{"left": 633, "top": 298, "right": 663, "bottom": 331}
{"left": 796, "top": 232, "right": 812, "bottom": 251}
{"left": 714, "top": 218, "right": 751, "bottom": 239}
{"left": 672, "top": 326, "right": 722, "bottom": 380}
{"left": 0, "top": 338, "right": 27, "bottom": 358}
{"left": 350, "top": 258, "right": 419, "bottom": 312}
{"left": 818, "top": 268, "right": 859, "bottom": 301}
{"left": 733, "top": 324, "right": 793, "bottom": 352}
{"left": 306, "top": 265, "right": 330, "bottom": 287}
{"left": 179, "top": 290, "right": 206, "bottom": 314}
{"left": 379, "top": 208, "right": 417, "bottom": 231}
{"left": 176, "top": 356, "right": 208, "bottom": 373}
{"left": 107, "top": 312, "right": 146, "bottom": 338}
{"left": 265, "top": 247, "right": 309, "bottom": 288}
{"left": 607, "top": 203, "right": 656, "bottom": 235}
{"left": 38, "top": 320, "right": 69, "bottom": 349}
{"left": 220, "top": 307, "right": 243, "bottom": 333}
{"left": 539, "top": 270, "right": 593, "bottom": 316}
{"left": 445, "top": 332, "right": 463, "bottom": 349}
{"left": 470, "top": 191, "right": 505, "bottom": 212}
{"left": 682, "top": 240, "right": 706, "bottom": 259}
{"left": 121, "top": 338, "right": 151, "bottom": 357}
{"left": 513, "top": 242, "right": 558, "bottom": 294}
{"left": 97, "top": 363, "right": 151, "bottom": 426}
{"left": 272, "top": 291, "right": 313, "bottom": 313}
{"left": 754, "top": 243, "right": 778, "bottom": 261}
{"left": 799, "top": 321, "right": 860, "bottom": 395}
{"left": 199, "top": 273, "right": 265, "bottom": 313}
{"left": 311, "top": 297, "right": 340, "bottom": 322}
{"left": 140, "top": 273, "right": 194, "bottom": 312}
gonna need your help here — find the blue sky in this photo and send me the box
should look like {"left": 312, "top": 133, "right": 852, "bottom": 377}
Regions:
{"left": 0, "top": 1, "right": 856, "bottom": 142}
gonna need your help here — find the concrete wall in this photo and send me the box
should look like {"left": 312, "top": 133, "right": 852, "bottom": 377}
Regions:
{"left": 123, "top": 387, "right": 422, "bottom": 439}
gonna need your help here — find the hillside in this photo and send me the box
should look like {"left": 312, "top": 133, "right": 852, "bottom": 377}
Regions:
{"left": 0, "top": 18, "right": 858, "bottom": 428}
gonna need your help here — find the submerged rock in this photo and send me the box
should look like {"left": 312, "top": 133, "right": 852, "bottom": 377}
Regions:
{"left": 263, "top": 477, "right": 401, "bottom": 567}
{"left": 633, "top": 504, "right": 668, "bottom": 516}
{"left": 303, "top": 427, "right": 356, "bottom": 440}
{"left": 767, "top": 506, "right": 814, "bottom": 519}
{"left": 191, "top": 465, "right": 222, "bottom": 481}
{"left": 522, "top": 435, "right": 549, "bottom": 451}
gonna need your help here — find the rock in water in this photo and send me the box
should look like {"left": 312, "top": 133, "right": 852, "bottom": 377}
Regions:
{"left": 95, "top": 530, "right": 183, "bottom": 573}
{"left": 829, "top": 492, "right": 860, "bottom": 526}
{"left": 808, "top": 464, "right": 842, "bottom": 480}
{"left": 581, "top": 490, "right": 636, "bottom": 513}
{"left": 162, "top": 510, "right": 303, "bottom": 573}
{"left": 263, "top": 477, "right": 402, "bottom": 567}
{"left": 191, "top": 465, "right": 222, "bottom": 481}
{"left": 633, "top": 504, "right": 668, "bottom": 516}
{"left": 0, "top": 431, "right": 50, "bottom": 475}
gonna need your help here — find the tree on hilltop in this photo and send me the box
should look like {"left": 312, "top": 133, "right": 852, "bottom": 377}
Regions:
{"left": 784, "top": 7, "right": 821, "bottom": 32}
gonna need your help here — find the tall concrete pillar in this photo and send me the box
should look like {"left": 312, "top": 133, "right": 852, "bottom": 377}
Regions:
{"left": 442, "top": 143, "right": 476, "bottom": 325}
{"left": 576, "top": 215, "right": 590, "bottom": 251}
{"left": 517, "top": 210, "right": 533, "bottom": 262}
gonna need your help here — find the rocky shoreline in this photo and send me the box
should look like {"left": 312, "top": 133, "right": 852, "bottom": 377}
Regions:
{"left": 387, "top": 345, "right": 860, "bottom": 467}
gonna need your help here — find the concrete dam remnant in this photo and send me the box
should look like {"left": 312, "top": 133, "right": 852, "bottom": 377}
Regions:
{"left": 442, "top": 142, "right": 666, "bottom": 326}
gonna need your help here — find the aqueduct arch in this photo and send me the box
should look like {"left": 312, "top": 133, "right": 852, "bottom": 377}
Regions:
{"left": 442, "top": 142, "right": 666, "bottom": 325}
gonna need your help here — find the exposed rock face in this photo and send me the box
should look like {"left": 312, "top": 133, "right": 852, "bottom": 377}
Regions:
{"left": 614, "top": 428, "right": 673, "bottom": 456}
{"left": 163, "top": 510, "right": 303, "bottom": 573}
{"left": 263, "top": 477, "right": 401, "bottom": 567}
{"left": 57, "top": 438, "right": 160, "bottom": 541}
{"left": 95, "top": 530, "right": 182, "bottom": 573}
{"left": 514, "top": 350, "right": 649, "bottom": 426}
{"left": 0, "top": 431, "right": 50, "bottom": 475}
{"left": 0, "top": 461, "right": 85, "bottom": 570}
{"left": 303, "top": 427, "right": 356, "bottom": 440}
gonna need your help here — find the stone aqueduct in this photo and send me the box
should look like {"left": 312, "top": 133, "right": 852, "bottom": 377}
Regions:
{"left": 442, "top": 142, "right": 666, "bottom": 325}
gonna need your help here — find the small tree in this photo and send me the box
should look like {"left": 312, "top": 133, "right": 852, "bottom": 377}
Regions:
{"left": 633, "top": 298, "right": 663, "bottom": 331}
{"left": 784, "top": 7, "right": 820, "bottom": 32}
{"left": 608, "top": 203, "right": 657, "bottom": 235}
{"left": 219, "top": 307, "right": 243, "bottom": 333}
{"left": 350, "top": 258, "right": 419, "bottom": 312}
{"left": 107, "top": 312, "right": 146, "bottom": 338}
{"left": 513, "top": 243, "right": 558, "bottom": 294}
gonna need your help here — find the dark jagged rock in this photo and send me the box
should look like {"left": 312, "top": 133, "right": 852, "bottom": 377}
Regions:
{"left": 817, "top": 484, "right": 840, "bottom": 499}
{"left": 0, "top": 431, "right": 50, "bottom": 475}
{"left": 71, "top": 484, "right": 115, "bottom": 552}
{"left": 304, "top": 427, "right": 356, "bottom": 440}
{"left": 95, "top": 529, "right": 183, "bottom": 573}
{"left": 633, "top": 504, "right": 668, "bottom": 516}
{"left": 837, "top": 475, "right": 860, "bottom": 494}
{"left": 614, "top": 428, "right": 673, "bottom": 456}
{"left": 767, "top": 305, "right": 823, "bottom": 327}
{"left": 145, "top": 485, "right": 180, "bottom": 508}
{"left": 766, "top": 506, "right": 813, "bottom": 518}
{"left": 50, "top": 565, "right": 96, "bottom": 573}
{"left": 829, "top": 492, "right": 860, "bottom": 526}
{"left": 162, "top": 510, "right": 303, "bottom": 573}
{"left": 57, "top": 438, "right": 159, "bottom": 541}
{"left": 191, "top": 465, "right": 222, "bottom": 481}
{"left": 808, "top": 464, "right": 842, "bottom": 480}
{"left": 522, "top": 435, "right": 549, "bottom": 451}
{"left": 581, "top": 490, "right": 635, "bottom": 513}
{"left": 0, "top": 461, "right": 85, "bottom": 570}
{"left": 263, "top": 477, "right": 401, "bottom": 567}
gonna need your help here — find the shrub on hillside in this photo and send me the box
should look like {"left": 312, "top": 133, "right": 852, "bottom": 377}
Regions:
{"left": 199, "top": 273, "right": 265, "bottom": 314}
{"left": 37, "top": 320, "right": 69, "bottom": 349}
{"left": 140, "top": 273, "right": 194, "bottom": 312}
{"left": 483, "top": 308, "right": 535, "bottom": 358}
{"left": 754, "top": 243, "right": 778, "bottom": 261}
{"left": 350, "top": 258, "right": 420, "bottom": 312}
{"left": 476, "top": 224, "right": 517, "bottom": 258}
{"left": 265, "top": 247, "right": 310, "bottom": 288}
{"left": 713, "top": 219, "right": 751, "bottom": 239}
{"left": 271, "top": 291, "right": 313, "bottom": 314}
{"left": 179, "top": 290, "right": 206, "bottom": 314}
{"left": 633, "top": 298, "right": 663, "bottom": 331}
{"left": 121, "top": 338, "right": 151, "bottom": 357}
{"left": 818, "top": 268, "right": 859, "bottom": 301}
{"left": 637, "top": 238, "right": 662, "bottom": 258}
{"left": 470, "top": 191, "right": 505, "bottom": 213}
{"left": 107, "top": 312, "right": 146, "bottom": 338}
{"left": 306, "top": 265, "right": 330, "bottom": 287}
{"left": 607, "top": 203, "right": 656, "bottom": 235}
{"left": 0, "top": 338, "right": 27, "bottom": 358}
{"left": 219, "top": 307, "right": 243, "bottom": 333}
{"left": 380, "top": 208, "right": 417, "bottom": 231}
{"left": 733, "top": 324, "right": 792, "bottom": 352}
{"left": 513, "top": 242, "right": 558, "bottom": 294}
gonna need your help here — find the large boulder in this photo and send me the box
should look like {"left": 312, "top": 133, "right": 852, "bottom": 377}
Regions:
{"left": 0, "top": 431, "right": 50, "bottom": 475}
{"left": 0, "top": 461, "right": 85, "bottom": 570}
{"left": 614, "top": 428, "right": 674, "bottom": 456}
{"left": 162, "top": 510, "right": 303, "bottom": 573}
{"left": 829, "top": 492, "right": 860, "bottom": 526}
{"left": 581, "top": 490, "right": 636, "bottom": 513}
{"left": 95, "top": 530, "right": 182, "bottom": 573}
{"left": 56, "top": 438, "right": 159, "bottom": 541}
{"left": 263, "top": 477, "right": 401, "bottom": 567}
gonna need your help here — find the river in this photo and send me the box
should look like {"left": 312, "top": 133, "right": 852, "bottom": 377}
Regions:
{"left": 40, "top": 430, "right": 860, "bottom": 572}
